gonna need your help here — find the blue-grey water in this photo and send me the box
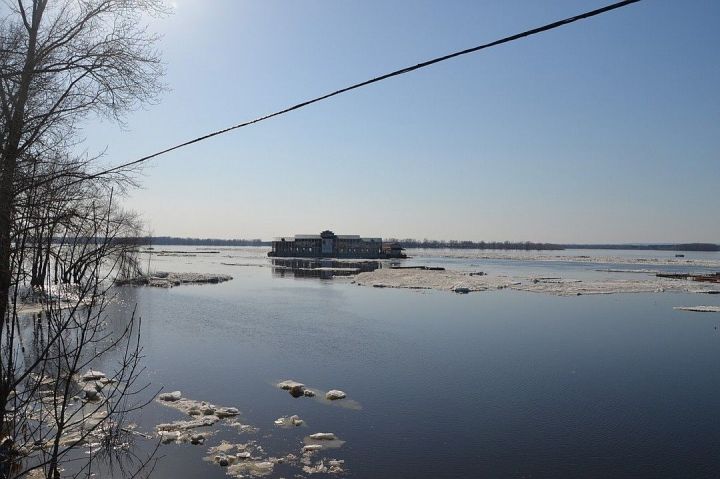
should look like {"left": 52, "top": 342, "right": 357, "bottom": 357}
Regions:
{"left": 102, "top": 247, "right": 720, "bottom": 478}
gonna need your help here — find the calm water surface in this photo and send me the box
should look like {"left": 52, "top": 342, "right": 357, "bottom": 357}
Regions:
{"left": 103, "top": 247, "right": 720, "bottom": 478}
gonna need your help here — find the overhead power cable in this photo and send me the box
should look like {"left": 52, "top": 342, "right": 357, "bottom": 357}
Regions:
{"left": 74, "top": 0, "right": 642, "bottom": 184}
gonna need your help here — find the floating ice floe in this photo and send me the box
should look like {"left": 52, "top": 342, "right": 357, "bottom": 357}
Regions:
{"left": 155, "top": 393, "right": 240, "bottom": 444}
{"left": 303, "top": 432, "right": 345, "bottom": 449}
{"left": 353, "top": 268, "right": 720, "bottom": 296}
{"left": 205, "top": 441, "right": 279, "bottom": 478}
{"left": 277, "top": 379, "right": 307, "bottom": 397}
{"left": 81, "top": 370, "right": 106, "bottom": 381}
{"left": 300, "top": 442, "right": 345, "bottom": 475}
{"left": 673, "top": 306, "right": 720, "bottom": 313}
{"left": 354, "top": 269, "right": 510, "bottom": 293}
{"left": 228, "top": 421, "right": 259, "bottom": 434}
{"left": 277, "top": 379, "right": 318, "bottom": 398}
{"left": 325, "top": 390, "right": 346, "bottom": 400}
{"left": 303, "top": 458, "right": 345, "bottom": 475}
{"left": 408, "top": 249, "right": 720, "bottom": 268}
{"left": 156, "top": 392, "right": 239, "bottom": 418}
{"left": 154, "top": 387, "right": 349, "bottom": 475}
{"left": 274, "top": 415, "right": 304, "bottom": 428}
{"left": 158, "top": 390, "right": 182, "bottom": 401}
{"left": 277, "top": 380, "right": 359, "bottom": 408}
{"left": 116, "top": 272, "right": 233, "bottom": 288}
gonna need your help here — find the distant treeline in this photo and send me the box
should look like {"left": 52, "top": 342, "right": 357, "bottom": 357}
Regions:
{"left": 147, "top": 236, "right": 270, "bottom": 246}
{"left": 388, "top": 240, "right": 719, "bottom": 252}
{"left": 97, "top": 237, "right": 719, "bottom": 252}
{"left": 563, "top": 243, "right": 720, "bottom": 252}
{"left": 387, "top": 240, "right": 564, "bottom": 250}
{"left": 49, "top": 237, "right": 271, "bottom": 246}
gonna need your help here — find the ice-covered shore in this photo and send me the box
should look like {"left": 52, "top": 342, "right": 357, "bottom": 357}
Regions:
{"left": 353, "top": 268, "right": 720, "bottom": 296}
{"left": 116, "top": 272, "right": 232, "bottom": 288}
{"left": 409, "top": 249, "right": 720, "bottom": 268}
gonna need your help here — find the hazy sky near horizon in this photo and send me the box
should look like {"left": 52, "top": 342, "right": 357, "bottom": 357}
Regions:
{"left": 79, "top": 0, "right": 719, "bottom": 243}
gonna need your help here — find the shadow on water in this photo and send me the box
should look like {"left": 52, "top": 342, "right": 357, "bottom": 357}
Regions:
{"left": 270, "top": 258, "right": 382, "bottom": 279}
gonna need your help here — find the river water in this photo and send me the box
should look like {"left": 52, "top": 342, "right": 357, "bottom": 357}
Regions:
{"left": 99, "top": 247, "right": 720, "bottom": 478}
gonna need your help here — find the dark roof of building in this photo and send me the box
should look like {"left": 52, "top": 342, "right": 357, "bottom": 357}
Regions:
{"left": 273, "top": 231, "right": 382, "bottom": 242}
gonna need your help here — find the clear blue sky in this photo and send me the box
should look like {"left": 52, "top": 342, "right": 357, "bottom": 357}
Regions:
{"left": 81, "top": 0, "right": 720, "bottom": 243}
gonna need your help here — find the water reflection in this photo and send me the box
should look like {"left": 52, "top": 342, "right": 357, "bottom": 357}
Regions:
{"left": 271, "top": 258, "right": 381, "bottom": 279}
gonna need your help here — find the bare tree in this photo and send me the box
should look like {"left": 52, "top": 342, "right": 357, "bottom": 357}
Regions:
{"left": 0, "top": 0, "right": 165, "bottom": 322}
{"left": 8, "top": 189, "right": 150, "bottom": 479}
{"left": 2, "top": 154, "right": 160, "bottom": 479}
{"left": 0, "top": 1, "right": 165, "bottom": 477}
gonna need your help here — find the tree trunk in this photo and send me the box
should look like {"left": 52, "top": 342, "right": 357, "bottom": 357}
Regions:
{"left": 0, "top": 0, "right": 45, "bottom": 438}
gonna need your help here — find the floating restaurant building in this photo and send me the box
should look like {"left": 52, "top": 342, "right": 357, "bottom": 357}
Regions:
{"left": 268, "top": 230, "right": 404, "bottom": 259}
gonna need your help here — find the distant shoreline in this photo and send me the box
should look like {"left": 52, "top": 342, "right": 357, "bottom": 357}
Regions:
{"left": 560, "top": 243, "right": 720, "bottom": 252}
{"left": 139, "top": 237, "right": 720, "bottom": 252}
